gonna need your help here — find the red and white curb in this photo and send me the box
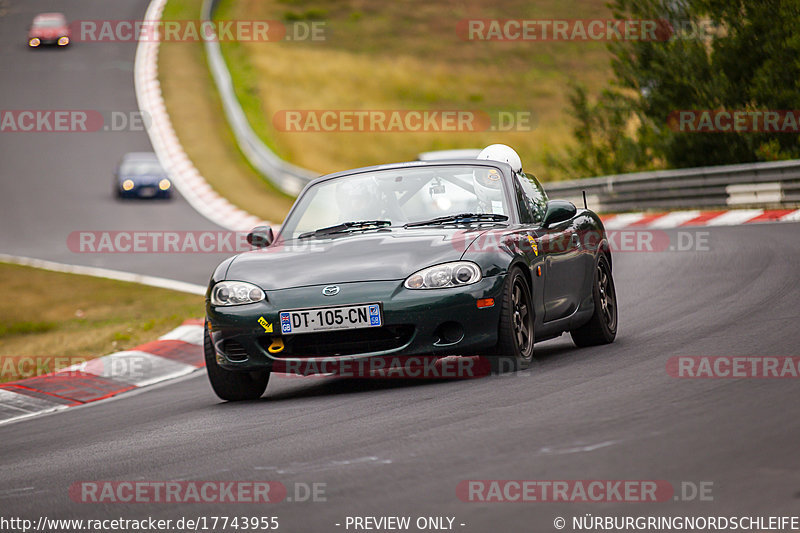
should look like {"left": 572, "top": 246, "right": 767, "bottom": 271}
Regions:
{"left": 601, "top": 208, "right": 800, "bottom": 229}
{"left": 134, "top": 0, "right": 267, "bottom": 232}
{"left": 0, "top": 320, "right": 205, "bottom": 426}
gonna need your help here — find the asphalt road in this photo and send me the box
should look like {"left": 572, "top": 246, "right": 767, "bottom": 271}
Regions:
{"left": 2, "top": 223, "right": 799, "bottom": 530}
{"left": 0, "top": 0, "right": 232, "bottom": 285}
{"left": 2, "top": 0, "right": 800, "bottom": 531}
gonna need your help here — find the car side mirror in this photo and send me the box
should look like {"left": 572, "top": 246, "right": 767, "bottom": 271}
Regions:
{"left": 542, "top": 200, "right": 577, "bottom": 227}
{"left": 246, "top": 226, "right": 274, "bottom": 248}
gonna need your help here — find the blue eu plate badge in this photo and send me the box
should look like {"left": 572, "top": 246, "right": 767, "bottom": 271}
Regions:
{"left": 369, "top": 305, "right": 380, "bottom": 326}
{"left": 280, "top": 312, "right": 292, "bottom": 334}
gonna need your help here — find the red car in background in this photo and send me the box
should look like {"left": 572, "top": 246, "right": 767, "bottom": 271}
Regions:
{"left": 28, "top": 13, "right": 71, "bottom": 47}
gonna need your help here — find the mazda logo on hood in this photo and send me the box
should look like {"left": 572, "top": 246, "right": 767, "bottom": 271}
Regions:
{"left": 322, "top": 285, "right": 340, "bottom": 296}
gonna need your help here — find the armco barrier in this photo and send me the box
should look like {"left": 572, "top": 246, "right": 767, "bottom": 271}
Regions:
{"left": 201, "top": 0, "right": 317, "bottom": 196}
{"left": 542, "top": 159, "right": 800, "bottom": 212}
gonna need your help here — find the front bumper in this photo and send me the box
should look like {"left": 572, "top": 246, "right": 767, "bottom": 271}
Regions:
{"left": 29, "top": 36, "right": 69, "bottom": 46}
{"left": 118, "top": 184, "right": 171, "bottom": 199}
{"left": 206, "top": 276, "right": 505, "bottom": 371}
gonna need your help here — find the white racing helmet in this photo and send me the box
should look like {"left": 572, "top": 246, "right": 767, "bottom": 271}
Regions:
{"left": 471, "top": 144, "right": 523, "bottom": 214}
{"left": 477, "top": 144, "right": 523, "bottom": 174}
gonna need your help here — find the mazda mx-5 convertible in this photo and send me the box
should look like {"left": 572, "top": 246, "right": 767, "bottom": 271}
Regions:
{"left": 204, "top": 154, "right": 617, "bottom": 400}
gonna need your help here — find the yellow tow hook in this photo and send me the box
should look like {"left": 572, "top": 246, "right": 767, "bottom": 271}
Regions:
{"left": 268, "top": 337, "right": 284, "bottom": 354}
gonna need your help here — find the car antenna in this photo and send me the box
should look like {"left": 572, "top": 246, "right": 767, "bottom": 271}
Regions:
{"left": 582, "top": 190, "right": 588, "bottom": 209}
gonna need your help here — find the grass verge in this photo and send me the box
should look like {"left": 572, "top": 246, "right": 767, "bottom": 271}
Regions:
{"left": 216, "top": 0, "right": 613, "bottom": 181}
{"left": 157, "top": 0, "right": 613, "bottom": 224}
{"left": 0, "top": 263, "right": 203, "bottom": 382}
{"left": 158, "top": 0, "right": 295, "bottom": 223}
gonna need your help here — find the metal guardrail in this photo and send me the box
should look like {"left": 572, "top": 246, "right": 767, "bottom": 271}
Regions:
{"left": 201, "top": 0, "right": 317, "bottom": 196}
{"left": 543, "top": 159, "right": 800, "bottom": 212}
{"left": 201, "top": 0, "right": 800, "bottom": 212}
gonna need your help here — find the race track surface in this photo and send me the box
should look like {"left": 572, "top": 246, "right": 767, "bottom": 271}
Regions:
{"left": 2, "top": 224, "right": 799, "bottom": 529}
{"left": 0, "top": 0, "right": 232, "bottom": 285}
{"left": 1, "top": 0, "right": 799, "bottom": 530}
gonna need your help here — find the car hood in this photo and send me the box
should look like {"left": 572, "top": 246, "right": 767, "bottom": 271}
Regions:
{"left": 224, "top": 227, "right": 493, "bottom": 290}
{"left": 30, "top": 27, "right": 69, "bottom": 38}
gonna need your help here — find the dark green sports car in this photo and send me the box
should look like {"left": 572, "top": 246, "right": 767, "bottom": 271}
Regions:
{"left": 204, "top": 159, "right": 617, "bottom": 400}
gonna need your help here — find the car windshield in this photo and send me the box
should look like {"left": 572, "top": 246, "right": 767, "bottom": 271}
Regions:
{"left": 121, "top": 161, "right": 164, "bottom": 175}
{"left": 281, "top": 165, "right": 511, "bottom": 240}
{"left": 34, "top": 17, "right": 65, "bottom": 28}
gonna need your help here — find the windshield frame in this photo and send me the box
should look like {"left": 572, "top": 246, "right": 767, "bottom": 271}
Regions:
{"left": 119, "top": 160, "right": 165, "bottom": 176}
{"left": 277, "top": 161, "right": 521, "bottom": 242}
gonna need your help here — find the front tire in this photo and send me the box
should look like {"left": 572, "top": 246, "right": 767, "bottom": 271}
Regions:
{"left": 204, "top": 324, "right": 270, "bottom": 401}
{"left": 489, "top": 268, "right": 534, "bottom": 372}
{"left": 570, "top": 254, "right": 617, "bottom": 347}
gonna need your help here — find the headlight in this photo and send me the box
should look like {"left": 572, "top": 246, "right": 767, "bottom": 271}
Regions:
{"left": 158, "top": 179, "right": 171, "bottom": 191}
{"left": 122, "top": 179, "right": 135, "bottom": 191}
{"left": 404, "top": 261, "right": 482, "bottom": 289}
{"left": 29, "top": 38, "right": 41, "bottom": 47}
{"left": 57, "top": 36, "right": 69, "bottom": 46}
{"left": 211, "top": 281, "right": 265, "bottom": 306}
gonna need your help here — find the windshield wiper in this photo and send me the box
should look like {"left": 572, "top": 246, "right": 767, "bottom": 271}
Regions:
{"left": 298, "top": 220, "right": 392, "bottom": 239}
{"left": 404, "top": 213, "right": 509, "bottom": 228}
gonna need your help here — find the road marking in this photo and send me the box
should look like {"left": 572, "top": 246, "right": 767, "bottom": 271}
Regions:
{"left": 539, "top": 440, "right": 618, "bottom": 455}
{"left": 0, "top": 254, "right": 205, "bottom": 295}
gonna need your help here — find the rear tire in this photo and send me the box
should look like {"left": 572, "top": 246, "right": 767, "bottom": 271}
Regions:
{"left": 570, "top": 254, "right": 617, "bottom": 347}
{"left": 204, "top": 324, "right": 270, "bottom": 401}
{"left": 489, "top": 268, "right": 534, "bottom": 372}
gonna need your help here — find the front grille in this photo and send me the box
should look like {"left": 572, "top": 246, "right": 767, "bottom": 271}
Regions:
{"left": 262, "top": 326, "right": 414, "bottom": 357}
{"left": 222, "top": 339, "right": 249, "bottom": 361}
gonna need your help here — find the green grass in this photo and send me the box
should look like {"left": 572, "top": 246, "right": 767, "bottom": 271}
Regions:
{"left": 157, "top": 0, "right": 614, "bottom": 224}
{"left": 215, "top": 0, "right": 614, "bottom": 180}
{"left": 0, "top": 263, "right": 203, "bottom": 382}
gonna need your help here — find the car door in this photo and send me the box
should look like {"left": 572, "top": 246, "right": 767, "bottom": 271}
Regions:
{"left": 515, "top": 174, "right": 585, "bottom": 323}
{"left": 511, "top": 175, "right": 546, "bottom": 323}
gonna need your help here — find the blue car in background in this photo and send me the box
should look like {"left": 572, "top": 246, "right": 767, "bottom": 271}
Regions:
{"left": 114, "top": 152, "right": 172, "bottom": 199}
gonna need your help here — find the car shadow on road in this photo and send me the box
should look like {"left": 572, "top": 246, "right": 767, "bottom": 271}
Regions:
{"left": 210, "top": 340, "right": 623, "bottom": 405}
{"left": 252, "top": 354, "right": 518, "bottom": 403}
{"left": 262, "top": 374, "right": 461, "bottom": 402}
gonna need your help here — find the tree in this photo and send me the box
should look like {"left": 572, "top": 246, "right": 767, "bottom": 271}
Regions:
{"left": 561, "top": 0, "right": 800, "bottom": 175}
